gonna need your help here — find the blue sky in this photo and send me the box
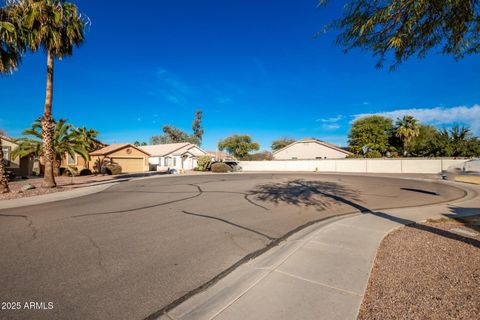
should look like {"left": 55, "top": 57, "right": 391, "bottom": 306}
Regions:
{"left": 2, "top": 0, "right": 480, "bottom": 151}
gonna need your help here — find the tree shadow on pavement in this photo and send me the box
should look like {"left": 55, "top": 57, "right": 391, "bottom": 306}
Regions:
{"left": 250, "top": 179, "right": 480, "bottom": 248}
{"left": 249, "top": 179, "right": 364, "bottom": 211}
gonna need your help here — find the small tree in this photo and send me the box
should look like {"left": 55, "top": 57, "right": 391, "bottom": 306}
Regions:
{"left": 196, "top": 155, "right": 212, "bottom": 171}
{"left": 271, "top": 138, "right": 295, "bottom": 151}
{"left": 395, "top": 116, "right": 420, "bottom": 157}
{"left": 192, "top": 109, "right": 204, "bottom": 145}
{"left": 218, "top": 135, "right": 260, "bottom": 160}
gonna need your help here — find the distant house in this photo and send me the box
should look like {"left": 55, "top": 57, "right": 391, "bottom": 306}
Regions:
{"left": 140, "top": 143, "right": 208, "bottom": 171}
{"left": 273, "top": 138, "right": 352, "bottom": 160}
{"left": 90, "top": 144, "right": 150, "bottom": 173}
{"left": 1, "top": 135, "right": 34, "bottom": 176}
{"left": 206, "top": 151, "right": 236, "bottom": 162}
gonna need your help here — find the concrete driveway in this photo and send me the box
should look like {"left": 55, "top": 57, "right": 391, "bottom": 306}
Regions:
{"left": 0, "top": 173, "right": 466, "bottom": 320}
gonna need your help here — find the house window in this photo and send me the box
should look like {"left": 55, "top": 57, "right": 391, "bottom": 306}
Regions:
{"left": 2, "top": 147, "right": 11, "bottom": 166}
{"left": 165, "top": 157, "right": 171, "bottom": 166}
{"left": 173, "top": 157, "right": 177, "bottom": 166}
{"left": 67, "top": 153, "right": 76, "bottom": 165}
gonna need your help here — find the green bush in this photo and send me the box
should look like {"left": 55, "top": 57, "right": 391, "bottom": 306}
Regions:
{"left": 196, "top": 156, "right": 212, "bottom": 171}
{"left": 211, "top": 162, "right": 231, "bottom": 173}
{"left": 79, "top": 169, "right": 93, "bottom": 176}
{"left": 365, "top": 150, "right": 383, "bottom": 158}
{"left": 104, "top": 163, "right": 122, "bottom": 175}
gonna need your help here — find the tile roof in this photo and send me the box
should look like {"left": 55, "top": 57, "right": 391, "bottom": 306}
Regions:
{"left": 89, "top": 144, "right": 150, "bottom": 156}
{"left": 140, "top": 143, "right": 194, "bottom": 157}
{"left": 273, "top": 138, "right": 352, "bottom": 155}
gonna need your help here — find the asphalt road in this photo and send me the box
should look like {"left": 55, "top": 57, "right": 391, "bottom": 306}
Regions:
{"left": 0, "top": 173, "right": 466, "bottom": 320}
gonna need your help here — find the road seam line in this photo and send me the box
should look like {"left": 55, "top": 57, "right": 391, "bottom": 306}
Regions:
{"left": 273, "top": 269, "right": 363, "bottom": 297}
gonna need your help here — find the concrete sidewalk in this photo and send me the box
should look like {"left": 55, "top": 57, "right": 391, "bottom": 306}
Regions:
{"left": 158, "top": 181, "right": 480, "bottom": 320}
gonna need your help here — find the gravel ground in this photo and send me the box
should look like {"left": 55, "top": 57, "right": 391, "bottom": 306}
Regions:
{"left": 0, "top": 175, "right": 119, "bottom": 200}
{"left": 358, "top": 216, "right": 480, "bottom": 320}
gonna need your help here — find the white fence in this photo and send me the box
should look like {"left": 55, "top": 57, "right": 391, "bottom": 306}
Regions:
{"left": 239, "top": 159, "right": 468, "bottom": 174}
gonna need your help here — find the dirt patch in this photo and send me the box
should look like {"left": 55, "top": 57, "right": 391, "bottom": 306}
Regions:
{"left": 455, "top": 175, "right": 480, "bottom": 185}
{"left": 359, "top": 216, "right": 480, "bottom": 320}
{"left": 0, "top": 175, "right": 120, "bottom": 201}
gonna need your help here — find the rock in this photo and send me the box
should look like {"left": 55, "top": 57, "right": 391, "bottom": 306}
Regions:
{"left": 21, "top": 184, "right": 36, "bottom": 192}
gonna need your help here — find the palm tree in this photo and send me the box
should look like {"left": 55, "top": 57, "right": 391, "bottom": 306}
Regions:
{"left": 0, "top": 129, "right": 10, "bottom": 193}
{"left": 0, "top": 2, "right": 25, "bottom": 73}
{"left": 395, "top": 116, "right": 420, "bottom": 157}
{"left": 13, "top": 119, "right": 90, "bottom": 176}
{"left": 72, "top": 127, "right": 101, "bottom": 169}
{"left": 0, "top": 3, "right": 26, "bottom": 193}
{"left": 10, "top": 0, "right": 87, "bottom": 187}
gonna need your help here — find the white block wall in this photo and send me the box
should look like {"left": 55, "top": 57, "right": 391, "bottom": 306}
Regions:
{"left": 239, "top": 159, "right": 468, "bottom": 174}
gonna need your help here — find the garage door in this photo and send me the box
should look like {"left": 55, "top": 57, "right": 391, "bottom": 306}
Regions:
{"left": 111, "top": 158, "right": 144, "bottom": 173}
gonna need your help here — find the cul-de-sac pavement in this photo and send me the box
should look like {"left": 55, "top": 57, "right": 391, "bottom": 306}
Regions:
{"left": 1, "top": 173, "right": 476, "bottom": 320}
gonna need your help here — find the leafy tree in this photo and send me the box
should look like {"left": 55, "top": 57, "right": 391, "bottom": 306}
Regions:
{"left": 395, "top": 115, "right": 420, "bottom": 156}
{"left": 13, "top": 119, "right": 90, "bottom": 176}
{"left": 247, "top": 151, "right": 274, "bottom": 161}
{"left": 409, "top": 125, "right": 441, "bottom": 157}
{"left": 408, "top": 125, "right": 480, "bottom": 157}
{"left": 449, "top": 126, "right": 480, "bottom": 157}
{"left": 348, "top": 115, "right": 393, "bottom": 156}
{"left": 6, "top": 0, "right": 87, "bottom": 187}
{"left": 150, "top": 110, "right": 205, "bottom": 145}
{"left": 323, "top": 0, "right": 480, "bottom": 68}
{"left": 151, "top": 125, "right": 197, "bottom": 145}
{"left": 218, "top": 135, "right": 260, "bottom": 160}
{"left": 0, "top": 129, "right": 10, "bottom": 193}
{"left": 133, "top": 141, "right": 147, "bottom": 147}
{"left": 192, "top": 109, "right": 204, "bottom": 145}
{"left": 271, "top": 138, "right": 295, "bottom": 151}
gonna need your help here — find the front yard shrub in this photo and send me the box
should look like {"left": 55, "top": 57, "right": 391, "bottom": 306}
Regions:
{"left": 104, "top": 163, "right": 122, "bottom": 175}
{"left": 211, "top": 162, "right": 231, "bottom": 173}
{"left": 61, "top": 166, "right": 78, "bottom": 176}
{"left": 6, "top": 170, "right": 16, "bottom": 181}
{"left": 79, "top": 169, "right": 93, "bottom": 176}
{"left": 196, "top": 156, "right": 212, "bottom": 171}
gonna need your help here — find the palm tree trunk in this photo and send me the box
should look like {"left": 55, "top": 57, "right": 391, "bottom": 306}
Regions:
{"left": 41, "top": 51, "right": 56, "bottom": 188}
{"left": 0, "top": 138, "right": 10, "bottom": 193}
{"left": 403, "top": 141, "right": 408, "bottom": 157}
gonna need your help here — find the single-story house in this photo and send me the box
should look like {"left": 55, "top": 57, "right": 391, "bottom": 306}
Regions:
{"left": 90, "top": 144, "right": 150, "bottom": 173}
{"left": 1, "top": 135, "right": 35, "bottom": 176}
{"left": 273, "top": 138, "right": 352, "bottom": 160}
{"left": 140, "top": 143, "right": 208, "bottom": 171}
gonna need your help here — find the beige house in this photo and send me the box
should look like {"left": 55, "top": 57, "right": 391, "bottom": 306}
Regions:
{"left": 140, "top": 143, "right": 208, "bottom": 171}
{"left": 90, "top": 144, "right": 150, "bottom": 173}
{"left": 1, "top": 136, "right": 34, "bottom": 176}
{"left": 273, "top": 138, "right": 352, "bottom": 160}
